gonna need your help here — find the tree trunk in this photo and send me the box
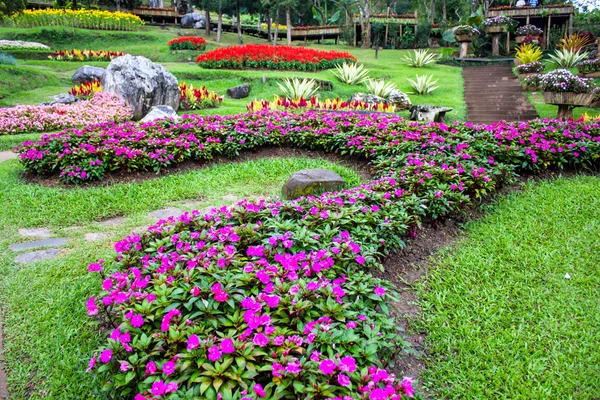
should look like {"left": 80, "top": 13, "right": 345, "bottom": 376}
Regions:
{"left": 429, "top": 0, "right": 435, "bottom": 24}
{"left": 286, "top": 5, "right": 292, "bottom": 46}
{"left": 236, "top": 0, "right": 243, "bottom": 44}
{"left": 274, "top": 7, "right": 280, "bottom": 46}
{"left": 205, "top": 9, "right": 211, "bottom": 36}
{"left": 72, "top": 0, "right": 77, "bottom": 10}
{"left": 442, "top": 0, "right": 447, "bottom": 22}
{"left": 115, "top": 0, "right": 120, "bottom": 11}
{"left": 360, "top": 1, "right": 371, "bottom": 49}
{"left": 217, "top": 7, "right": 223, "bottom": 42}
{"left": 267, "top": 13, "right": 272, "bottom": 41}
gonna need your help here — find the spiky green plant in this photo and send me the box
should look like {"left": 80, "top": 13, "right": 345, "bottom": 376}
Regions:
{"left": 406, "top": 74, "right": 439, "bottom": 95}
{"left": 402, "top": 49, "right": 437, "bottom": 68}
{"left": 331, "top": 63, "right": 370, "bottom": 85}
{"left": 276, "top": 78, "right": 319, "bottom": 100}
{"left": 365, "top": 79, "right": 397, "bottom": 98}
{"left": 547, "top": 49, "right": 589, "bottom": 68}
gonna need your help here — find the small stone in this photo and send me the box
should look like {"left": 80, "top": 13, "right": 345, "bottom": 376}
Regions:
{"left": 388, "top": 90, "right": 412, "bottom": 110}
{"left": 226, "top": 84, "right": 251, "bottom": 99}
{"left": 349, "top": 93, "right": 386, "bottom": 105}
{"left": 282, "top": 169, "right": 345, "bottom": 200}
{"left": 409, "top": 105, "right": 453, "bottom": 123}
{"left": 14, "top": 248, "right": 62, "bottom": 264}
{"left": 85, "top": 233, "right": 109, "bottom": 242}
{"left": 98, "top": 216, "right": 128, "bottom": 226}
{"left": 139, "top": 105, "right": 180, "bottom": 124}
{"left": 148, "top": 207, "right": 183, "bottom": 221}
{"left": 18, "top": 228, "right": 52, "bottom": 238}
{"left": 221, "top": 194, "right": 239, "bottom": 203}
{"left": 41, "top": 94, "right": 78, "bottom": 106}
{"left": 565, "top": 272, "right": 571, "bottom": 279}
{"left": 9, "top": 238, "right": 67, "bottom": 252}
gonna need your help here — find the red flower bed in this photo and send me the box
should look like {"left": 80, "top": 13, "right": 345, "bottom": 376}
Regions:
{"left": 167, "top": 36, "right": 207, "bottom": 51}
{"left": 195, "top": 44, "right": 356, "bottom": 71}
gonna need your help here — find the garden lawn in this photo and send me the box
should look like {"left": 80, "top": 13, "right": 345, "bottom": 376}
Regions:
{"left": 418, "top": 175, "right": 600, "bottom": 398}
{"left": 0, "top": 156, "right": 361, "bottom": 398}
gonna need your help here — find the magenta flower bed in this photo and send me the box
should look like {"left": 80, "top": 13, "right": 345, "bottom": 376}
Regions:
{"left": 0, "top": 92, "right": 132, "bottom": 135}
{"left": 16, "top": 112, "right": 600, "bottom": 399}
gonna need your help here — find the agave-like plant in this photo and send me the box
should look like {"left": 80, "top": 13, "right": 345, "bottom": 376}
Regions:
{"left": 276, "top": 78, "right": 319, "bottom": 100}
{"left": 332, "top": 63, "right": 370, "bottom": 85}
{"left": 515, "top": 43, "right": 543, "bottom": 64}
{"left": 547, "top": 48, "right": 589, "bottom": 68}
{"left": 406, "top": 74, "right": 439, "bottom": 95}
{"left": 402, "top": 49, "right": 437, "bottom": 68}
{"left": 365, "top": 79, "right": 397, "bottom": 98}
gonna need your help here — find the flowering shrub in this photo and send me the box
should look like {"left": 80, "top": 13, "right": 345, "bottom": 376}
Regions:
{"left": 8, "top": 9, "right": 144, "bottom": 31}
{"left": 195, "top": 44, "right": 356, "bottom": 71}
{"left": 516, "top": 24, "right": 543, "bottom": 36}
{"left": 514, "top": 62, "right": 545, "bottom": 74}
{"left": 0, "top": 39, "right": 49, "bottom": 51}
{"left": 49, "top": 49, "right": 124, "bottom": 61}
{"left": 538, "top": 69, "right": 597, "bottom": 93}
{"left": 523, "top": 73, "right": 543, "bottom": 89}
{"left": 453, "top": 25, "right": 480, "bottom": 36}
{"left": 577, "top": 58, "right": 600, "bottom": 74}
{"left": 62, "top": 111, "right": 600, "bottom": 398}
{"left": 483, "top": 16, "right": 516, "bottom": 26}
{"left": 179, "top": 83, "right": 223, "bottom": 110}
{"left": 0, "top": 92, "right": 132, "bottom": 135}
{"left": 246, "top": 96, "right": 395, "bottom": 113}
{"left": 69, "top": 79, "right": 103, "bottom": 99}
{"left": 168, "top": 36, "right": 207, "bottom": 51}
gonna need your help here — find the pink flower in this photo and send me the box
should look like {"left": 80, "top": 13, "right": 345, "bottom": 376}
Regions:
{"left": 99, "top": 349, "right": 112, "bottom": 363}
{"left": 254, "top": 383, "right": 266, "bottom": 397}
{"left": 374, "top": 286, "right": 385, "bottom": 296}
{"left": 190, "top": 286, "right": 200, "bottom": 296}
{"left": 337, "top": 374, "right": 351, "bottom": 386}
{"left": 88, "top": 263, "right": 102, "bottom": 272}
{"left": 146, "top": 361, "right": 157, "bottom": 375}
{"left": 208, "top": 345, "right": 222, "bottom": 361}
{"left": 165, "top": 381, "right": 178, "bottom": 393}
{"left": 151, "top": 380, "right": 166, "bottom": 396}
{"left": 131, "top": 314, "right": 144, "bottom": 328}
{"left": 163, "top": 360, "right": 176, "bottom": 376}
{"left": 339, "top": 356, "right": 356, "bottom": 373}
{"left": 220, "top": 338, "right": 235, "bottom": 353}
{"left": 86, "top": 356, "right": 96, "bottom": 372}
{"left": 319, "top": 359, "right": 336, "bottom": 374}
{"left": 310, "top": 351, "right": 321, "bottom": 362}
{"left": 86, "top": 296, "right": 98, "bottom": 316}
{"left": 356, "top": 255, "right": 365, "bottom": 265}
{"left": 369, "top": 388, "right": 387, "bottom": 400}
{"left": 187, "top": 334, "right": 200, "bottom": 351}
{"left": 402, "top": 377, "right": 415, "bottom": 397}
{"left": 253, "top": 333, "right": 268, "bottom": 347}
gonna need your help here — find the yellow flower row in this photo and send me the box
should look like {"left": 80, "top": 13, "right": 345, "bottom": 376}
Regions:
{"left": 9, "top": 9, "right": 144, "bottom": 31}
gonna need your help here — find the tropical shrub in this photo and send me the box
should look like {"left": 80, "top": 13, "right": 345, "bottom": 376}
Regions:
{"left": 69, "top": 79, "right": 102, "bottom": 99}
{"left": 438, "top": 47, "right": 454, "bottom": 60}
{"left": 523, "top": 73, "right": 543, "bottom": 90}
{"left": 331, "top": 63, "right": 370, "bottom": 85}
{"left": 0, "top": 92, "right": 132, "bottom": 135}
{"left": 558, "top": 33, "right": 593, "bottom": 52}
{"left": 365, "top": 79, "right": 397, "bottom": 98}
{"left": 179, "top": 83, "right": 223, "bottom": 110}
{"left": 246, "top": 96, "right": 395, "bottom": 113}
{"left": 0, "top": 52, "right": 16, "bottom": 65}
{"left": 547, "top": 48, "right": 589, "bottom": 68}
{"left": 515, "top": 24, "right": 543, "bottom": 36}
{"left": 577, "top": 58, "right": 600, "bottom": 74}
{"left": 406, "top": 74, "right": 439, "bottom": 95}
{"left": 8, "top": 9, "right": 144, "bottom": 31}
{"left": 49, "top": 49, "right": 124, "bottom": 61}
{"left": 167, "top": 36, "right": 207, "bottom": 51}
{"left": 0, "top": 39, "right": 49, "bottom": 51}
{"left": 538, "top": 69, "right": 596, "bottom": 93}
{"left": 276, "top": 78, "right": 319, "bottom": 100}
{"left": 402, "top": 49, "right": 437, "bottom": 68}
{"left": 195, "top": 44, "right": 356, "bottom": 71}
{"left": 515, "top": 43, "right": 543, "bottom": 64}
{"left": 514, "top": 62, "right": 545, "bottom": 74}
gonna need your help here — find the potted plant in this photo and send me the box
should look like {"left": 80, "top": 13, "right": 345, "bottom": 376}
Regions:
{"left": 514, "top": 43, "right": 542, "bottom": 66}
{"left": 515, "top": 25, "right": 543, "bottom": 44}
{"left": 577, "top": 58, "right": 600, "bottom": 78}
{"left": 483, "top": 16, "right": 516, "bottom": 34}
{"left": 523, "top": 73, "right": 543, "bottom": 92}
{"left": 539, "top": 69, "right": 597, "bottom": 120}
{"left": 453, "top": 25, "right": 480, "bottom": 43}
{"left": 514, "top": 61, "right": 545, "bottom": 80}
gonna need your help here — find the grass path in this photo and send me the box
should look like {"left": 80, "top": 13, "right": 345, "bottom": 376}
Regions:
{"left": 418, "top": 175, "right": 600, "bottom": 398}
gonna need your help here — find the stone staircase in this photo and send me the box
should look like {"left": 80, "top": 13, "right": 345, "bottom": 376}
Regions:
{"left": 462, "top": 65, "right": 538, "bottom": 124}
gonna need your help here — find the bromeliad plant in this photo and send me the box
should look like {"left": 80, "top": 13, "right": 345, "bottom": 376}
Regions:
{"left": 167, "top": 36, "right": 207, "bottom": 51}
{"left": 276, "top": 78, "right": 319, "bottom": 100}
{"left": 515, "top": 43, "right": 543, "bottom": 64}
{"left": 178, "top": 83, "right": 223, "bottom": 110}
{"left": 558, "top": 33, "right": 593, "bottom": 52}
{"left": 365, "top": 79, "right": 397, "bottom": 98}
{"left": 547, "top": 48, "right": 589, "bottom": 68}
{"left": 49, "top": 49, "right": 124, "bottom": 61}
{"left": 331, "top": 63, "right": 370, "bottom": 85}
{"left": 69, "top": 79, "right": 103, "bottom": 99}
{"left": 402, "top": 49, "right": 437, "bottom": 68}
{"left": 246, "top": 96, "right": 395, "bottom": 113}
{"left": 406, "top": 74, "right": 439, "bottom": 95}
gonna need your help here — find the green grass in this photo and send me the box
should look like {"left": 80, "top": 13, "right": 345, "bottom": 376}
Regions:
{"left": 0, "top": 133, "right": 43, "bottom": 151}
{"left": 418, "top": 175, "right": 600, "bottom": 398}
{"left": 0, "top": 155, "right": 361, "bottom": 398}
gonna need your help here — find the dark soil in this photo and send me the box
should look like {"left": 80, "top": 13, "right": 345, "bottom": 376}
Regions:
{"left": 19, "top": 146, "right": 374, "bottom": 189}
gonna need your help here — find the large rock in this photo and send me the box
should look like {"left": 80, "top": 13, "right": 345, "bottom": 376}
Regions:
{"left": 282, "top": 169, "right": 345, "bottom": 200}
{"left": 40, "top": 93, "right": 78, "bottom": 106}
{"left": 71, "top": 65, "right": 106, "bottom": 85}
{"left": 350, "top": 92, "right": 387, "bottom": 105}
{"left": 388, "top": 90, "right": 412, "bottom": 110}
{"left": 181, "top": 12, "right": 205, "bottom": 29}
{"left": 226, "top": 84, "right": 251, "bottom": 99}
{"left": 139, "top": 105, "right": 180, "bottom": 123}
{"left": 409, "top": 105, "right": 453, "bottom": 123}
{"left": 102, "top": 55, "right": 180, "bottom": 120}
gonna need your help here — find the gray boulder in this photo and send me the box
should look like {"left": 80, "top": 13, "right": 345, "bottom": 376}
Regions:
{"left": 282, "top": 169, "right": 345, "bottom": 200}
{"left": 181, "top": 12, "right": 204, "bottom": 29}
{"left": 71, "top": 65, "right": 106, "bottom": 85}
{"left": 139, "top": 105, "right": 180, "bottom": 124}
{"left": 226, "top": 84, "right": 251, "bottom": 99}
{"left": 41, "top": 93, "right": 78, "bottom": 106}
{"left": 350, "top": 92, "right": 387, "bottom": 105}
{"left": 102, "top": 55, "right": 180, "bottom": 120}
{"left": 409, "top": 105, "right": 453, "bottom": 123}
{"left": 388, "top": 90, "right": 412, "bottom": 110}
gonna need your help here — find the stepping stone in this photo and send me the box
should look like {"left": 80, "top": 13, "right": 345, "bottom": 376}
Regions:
{"left": 85, "top": 233, "right": 108, "bottom": 242}
{"left": 0, "top": 151, "right": 17, "bottom": 163}
{"left": 222, "top": 194, "right": 239, "bottom": 203}
{"left": 148, "top": 207, "right": 182, "bottom": 221}
{"left": 14, "top": 248, "right": 62, "bottom": 264}
{"left": 182, "top": 201, "right": 203, "bottom": 209}
{"left": 98, "top": 216, "right": 127, "bottom": 226}
{"left": 9, "top": 238, "right": 67, "bottom": 252}
{"left": 18, "top": 227, "right": 52, "bottom": 238}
